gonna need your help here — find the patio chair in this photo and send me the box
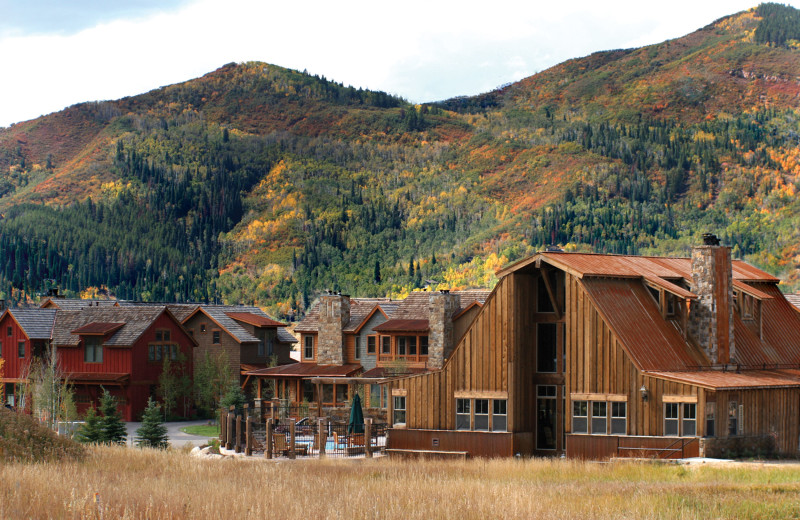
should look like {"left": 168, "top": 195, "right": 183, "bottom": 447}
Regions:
{"left": 273, "top": 433, "right": 308, "bottom": 457}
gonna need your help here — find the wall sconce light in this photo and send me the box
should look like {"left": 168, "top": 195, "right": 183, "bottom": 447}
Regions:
{"left": 640, "top": 385, "right": 649, "bottom": 402}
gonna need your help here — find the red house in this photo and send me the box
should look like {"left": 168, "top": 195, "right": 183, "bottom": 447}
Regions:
{"left": 0, "top": 308, "right": 58, "bottom": 408}
{"left": 0, "top": 306, "right": 196, "bottom": 421}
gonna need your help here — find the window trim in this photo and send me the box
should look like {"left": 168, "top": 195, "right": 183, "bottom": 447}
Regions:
{"left": 393, "top": 396, "right": 406, "bottom": 427}
{"left": 367, "top": 335, "right": 377, "bottom": 355}
{"left": 303, "top": 335, "right": 315, "bottom": 360}
{"left": 211, "top": 329, "right": 221, "bottom": 345}
{"left": 18, "top": 340, "right": 25, "bottom": 359}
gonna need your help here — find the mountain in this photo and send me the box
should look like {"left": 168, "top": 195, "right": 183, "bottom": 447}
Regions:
{"left": 1, "top": 3, "right": 799, "bottom": 315}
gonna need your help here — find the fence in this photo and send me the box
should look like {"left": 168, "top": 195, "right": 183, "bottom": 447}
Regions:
{"left": 219, "top": 406, "right": 387, "bottom": 459}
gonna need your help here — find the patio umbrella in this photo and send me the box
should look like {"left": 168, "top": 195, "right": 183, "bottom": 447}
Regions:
{"left": 347, "top": 393, "right": 364, "bottom": 434}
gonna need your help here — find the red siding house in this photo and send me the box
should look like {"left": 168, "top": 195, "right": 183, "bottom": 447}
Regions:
{"left": 0, "top": 306, "right": 196, "bottom": 421}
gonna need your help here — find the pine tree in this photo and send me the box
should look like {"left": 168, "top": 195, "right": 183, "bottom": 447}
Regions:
{"left": 219, "top": 382, "right": 247, "bottom": 413}
{"left": 135, "top": 398, "right": 169, "bottom": 449}
{"left": 76, "top": 407, "right": 103, "bottom": 444}
{"left": 373, "top": 260, "right": 381, "bottom": 283}
{"left": 98, "top": 389, "right": 128, "bottom": 445}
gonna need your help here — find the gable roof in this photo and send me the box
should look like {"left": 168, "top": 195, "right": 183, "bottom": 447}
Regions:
{"left": 4, "top": 309, "right": 57, "bottom": 340}
{"left": 295, "top": 297, "right": 395, "bottom": 334}
{"left": 182, "top": 305, "right": 293, "bottom": 344}
{"left": 71, "top": 322, "right": 125, "bottom": 336}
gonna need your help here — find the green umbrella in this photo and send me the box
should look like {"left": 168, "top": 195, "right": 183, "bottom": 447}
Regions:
{"left": 348, "top": 393, "right": 364, "bottom": 434}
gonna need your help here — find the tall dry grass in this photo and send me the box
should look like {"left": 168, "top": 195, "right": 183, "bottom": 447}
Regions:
{"left": 1, "top": 446, "right": 799, "bottom": 519}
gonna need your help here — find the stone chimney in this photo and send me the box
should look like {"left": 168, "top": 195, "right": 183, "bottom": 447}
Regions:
{"left": 428, "top": 290, "right": 461, "bottom": 369}
{"left": 688, "top": 234, "right": 735, "bottom": 365}
{"left": 317, "top": 293, "right": 350, "bottom": 365}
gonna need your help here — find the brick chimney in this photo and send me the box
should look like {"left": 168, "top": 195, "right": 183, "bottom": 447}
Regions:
{"left": 317, "top": 293, "right": 350, "bottom": 365}
{"left": 688, "top": 234, "right": 735, "bottom": 365}
{"left": 428, "top": 291, "right": 460, "bottom": 369}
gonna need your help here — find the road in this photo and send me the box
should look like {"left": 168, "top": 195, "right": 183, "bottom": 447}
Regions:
{"left": 124, "top": 419, "right": 217, "bottom": 448}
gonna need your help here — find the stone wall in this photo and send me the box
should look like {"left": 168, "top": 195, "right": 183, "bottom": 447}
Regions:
{"left": 701, "top": 435, "right": 777, "bottom": 459}
{"left": 317, "top": 294, "right": 350, "bottom": 365}
{"left": 428, "top": 292, "right": 460, "bottom": 369}
{"left": 688, "top": 245, "right": 735, "bottom": 364}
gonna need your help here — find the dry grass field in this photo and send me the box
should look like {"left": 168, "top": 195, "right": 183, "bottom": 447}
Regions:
{"left": 2, "top": 447, "right": 800, "bottom": 519}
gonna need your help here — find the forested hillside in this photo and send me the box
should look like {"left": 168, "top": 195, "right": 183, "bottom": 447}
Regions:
{"left": 1, "top": 4, "right": 799, "bottom": 316}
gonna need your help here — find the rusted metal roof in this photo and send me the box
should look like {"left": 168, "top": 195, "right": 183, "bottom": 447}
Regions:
{"left": 580, "top": 278, "right": 705, "bottom": 371}
{"left": 647, "top": 369, "right": 800, "bottom": 389}
{"left": 372, "top": 319, "right": 430, "bottom": 332}
{"left": 753, "top": 283, "right": 800, "bottom": 364}
{"left": 71, "top": 322, "right": 125, "bottom": 336}
{"left": 244, "top": 363, "right": 361, "bottom": 378}
{"left": 226, "top": 312, "right": 286, "bottom": 328}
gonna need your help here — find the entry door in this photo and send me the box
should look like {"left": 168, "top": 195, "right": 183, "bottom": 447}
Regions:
{"left": 536, "top": 385, "right": 558, "bottom": 451}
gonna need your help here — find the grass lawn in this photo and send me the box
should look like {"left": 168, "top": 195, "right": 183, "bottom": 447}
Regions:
{"left": 180, "top": 424, "right": 220, "bottom": 437}
{"left": 2, "top": 446, "right": 800, "bottom": 519}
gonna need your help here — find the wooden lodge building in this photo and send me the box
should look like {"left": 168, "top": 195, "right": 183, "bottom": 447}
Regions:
{"left": 245, "top": 290, "right": 490, "bottom": 416}
{"left": 384, "top": 236, "right": 800, "bottom": 458}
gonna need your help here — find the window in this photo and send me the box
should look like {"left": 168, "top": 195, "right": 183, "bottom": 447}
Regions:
{"left": 572, "top": 401, "right": 588, "bottom": 434}
{"left": 537, "top": 386, "right": 557, "bottom": 449}
{"left": 322, "top": 384, "right": 334, "bottom": 404}
{"left": 537, "top": 323, "right": 557, "bottom": 373}
{"left": 6, "top": 326, "right": 11, "bottom": 336}
{"left": 267, "top": 334, "right": 274, "bottom": 356}
{"left": 682, "top": 403, "right": 697, "bottom": 437}
{"left": 492, "top": 399, "right": 507, "bottom": 432}
{"left": 18, "top": 340, "right": 25, "bottom": 358}
{"left": 381, "top": 336, "right": 391, "bottom": 355}
{"left": 370, "top": 384, "right": 382, "bottom": 408}
{"left": 212, "top": 330, "right": 221, "bottom": 344}
{"left": 304, "top": 336, "right": 314, "bottom": 359}
{"left": 728, "top": 401, "right": 738, "bottom": 436}
{"left": 664, "top": 403, "right": 680, "bottom": 436}
{"left": 393, "top": 396, "right": 406, "bottom": 426}
{"left": 611, "top": 402, "right": 627, "bottom": 435}
{"left": 200, "top": 323, "right": 207, "bottom": 333}
{"left": 302, "top": 380, "right": 315, "bottom": 402}
{"left": 666, "top": 294, "right": 676, "bottom": 317}
{"left": 537, "top": 274, "right": 555, "bottom": 313}
{"left": 591, "top": 402, "right": 607, "bottom": 435}
{"left": 367, "top": 336, "right": 376, "bottom": 355}
{"left": 335, "top": 384, "right": 348, "bottom": 405}
{"left": 354, "top": 336, "right": 361, "bottom": 359}
{"left": 258, "top": 335, "right": 265, "bottom": 357}
{"left": 419, "top": 336, "right": 428, "bottom": 356}
{"left": 84, "top": 337, "right": 103, "bottom": 363}
{"left": 456, "top": 398, "right": 470, "bottom": 430}
{"left": 474, "top": 399, "right": 489, "bottom": 431}
{"left": 397, "top": 337, "right": 406, "bottom": 356}
{"left": 705, "top": 402, "right": 716, "bottom": 437}
{"left": 148, "top": 344, "right": 163, "bottom": 362}
{"left": 407, "top": 336, "right": 417, "bottom": 356}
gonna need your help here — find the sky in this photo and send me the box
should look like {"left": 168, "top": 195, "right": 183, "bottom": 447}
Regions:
{"left": 1, "top": 0, "right": 798, "bottom": 128}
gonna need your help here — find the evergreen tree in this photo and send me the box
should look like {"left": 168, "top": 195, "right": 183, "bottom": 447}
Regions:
{"left": 98, "top": 389, "right": 128, "bottom": 445}
{"left": 76, "top": 407, "right": 103, "bottom": 444}
{"left": 219, "top": 382, "right": 247, "bottom": 413}
{"left": 373, "top": 260, "right": 381, "bottom": 283}
{"left": 135, "top": 398, "right": 169, "bottom": 449}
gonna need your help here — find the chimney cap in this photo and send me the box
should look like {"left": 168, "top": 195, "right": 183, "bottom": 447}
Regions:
{"left": 702, "top": 233, "right": 720, "bottom": 246}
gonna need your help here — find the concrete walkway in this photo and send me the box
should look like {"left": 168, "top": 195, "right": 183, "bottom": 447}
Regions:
{"left": 125, "top": 420, "right": 218, "bottom": 448}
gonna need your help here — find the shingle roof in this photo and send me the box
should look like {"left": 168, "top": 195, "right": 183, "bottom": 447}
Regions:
{"left": 391, "top": 292, "right": 431, "bottom": 320}
{"left": 183, "top": 305, "right": 294, "bottom": 344}
{"left": 117, "top": 302, "right": 199, "bottom": 322}
{"left": 53, "top": 307, "right": 167, "bottom": 347}
{"left": 784, "top": 294, "right": 800, "bottom": 312}
{"left": 7, "top": 309, "right": 57, "bottom": 340}
{"left": 343, "top": 299, "right": 393, "bottom": 332}
{"left": 453, "top": 289, "right": 492, "bottom": 310}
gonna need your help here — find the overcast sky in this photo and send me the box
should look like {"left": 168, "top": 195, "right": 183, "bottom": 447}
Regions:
{"left": 1, "top": 0, "right": 797, "bottom": 128}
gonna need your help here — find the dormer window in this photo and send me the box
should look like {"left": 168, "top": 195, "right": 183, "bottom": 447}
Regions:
{"left": 84, "top": 337, "right": 103, "bottom": 363}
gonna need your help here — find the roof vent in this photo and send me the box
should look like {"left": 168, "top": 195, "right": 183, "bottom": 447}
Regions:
{"left": 702, "top": 233, "right": 720, "bottom": 246}
{"left": 545, "top": 245, "right": 564, "bottom": 252}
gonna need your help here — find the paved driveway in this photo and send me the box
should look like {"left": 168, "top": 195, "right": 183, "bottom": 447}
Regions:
{"left": 125, "top": 420, "right": 217, "bottom": 448}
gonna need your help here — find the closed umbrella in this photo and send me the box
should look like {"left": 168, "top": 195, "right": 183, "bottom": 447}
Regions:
{"left": 348, "top": 393, "right": 364, "bottom": 434}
